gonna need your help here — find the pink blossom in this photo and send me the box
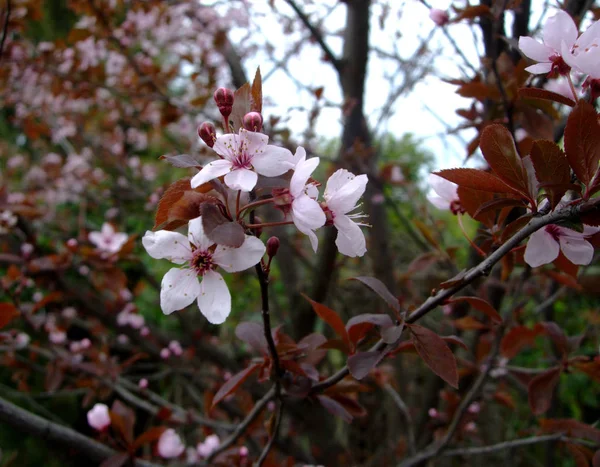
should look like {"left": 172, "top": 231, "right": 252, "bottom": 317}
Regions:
{"left": 139, "top": 378, "right": 148, "bottom": 389}
{"left": 87, "top": 403, "right": 111, "bottom": 431}
{"left": 157, "top": 429, "right": 185, "bottom": 459}
{"left": 197, "top": 434, "right": 220, "bottom": 458}
{"left": 429, "top": 9, "right": 449, "bottom": 27}
{"left": 524, "top": 224, "right": 598, "bottom": 267}
{"left": 169, "top": 340, "right": 183, "bottom": 356}
{"left": 427, "top": 174, "right": 462, "bottom": 213}
{"left": 561, "top": 19, "right": 600, "bottom": 78}
{"left": 49, "top": 330, "right": 67, "bottom": 344}
{"left": 323, "top": 169, "right": 369, "bottom": 258}
{"left": 14, "top": 333, "right": 30, "bottom": 349}
{"left": 518, "top": 11, "right": 578, "bottom": 75}
{"left": 160, "top": 348, "right": 171, "bottom": 359}
{"left": 428, "top": 408, "right": 438, "bottom": 418}
{"left": 89, "top": 223, "right": 128, "bottom": 254}
{"left": 190, "top": 129, "right": 294, "bottom": 192}
{"left": 143, "top": 217, "right": 265, "bottom": 323}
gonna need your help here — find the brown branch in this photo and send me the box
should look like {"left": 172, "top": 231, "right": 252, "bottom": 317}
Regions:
{"left": 0, "top": 395, "right": 159, "bottom": 467}
{"left": 384, "top": 383, "right": 416, "bottom": 455}
{"left": 441, "top": 434, "right": 565, "bottom": 457}
{"left": 257, "top": 399, "right": 284, "bottom": 466}
{"left": 0, "top": 0, "right": 10, "bottom": 62}
{"left": 283, "top": 0, "right": 342, "bottom": 74}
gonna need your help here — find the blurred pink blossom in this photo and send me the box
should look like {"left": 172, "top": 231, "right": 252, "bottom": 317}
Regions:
{"left": 157, "top": 429, "right": 185, "bottom": 459}
{"left": 87, "top": 403, "right": 111, "bottom": 431}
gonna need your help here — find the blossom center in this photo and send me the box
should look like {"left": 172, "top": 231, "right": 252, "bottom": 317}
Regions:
{"left": 549, "top": 54, "right": 570, "bottom": 76}
{"left": 450, "top": 199, "right": 465, "bottom": 215}
{"left": 545, "top": 224, "right": 561, "bottom": 241}
{"left": 190, "top": 249, "right": 216, "bottom": 275}
{"left": 232, "top": 150, "right": 253, "bottom": 170}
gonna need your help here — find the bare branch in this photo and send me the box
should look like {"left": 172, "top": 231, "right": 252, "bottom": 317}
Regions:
{"left": 384, "top": 383, "right": 417, "bottom": 455}
{"left": 442, "top": 434, "right": 564, "bottom": 457}
{"left": 0, "top": 0, "right": 10, "bottom": 62}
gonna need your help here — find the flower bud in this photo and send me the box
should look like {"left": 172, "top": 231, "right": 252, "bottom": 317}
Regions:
{"left": 266, "top": 236, "right": 280, "bottom": 258}
{"left": 198, "top": 122, "right": 217, "bottom": 148}
{"left": 429, "top": 8, "right": 449, "bottom": 26}
{"left": 213, "top": 87, "right": 234, "bottom": 118}
{"left": 242, "top": 111, "right": 263, "bottom": 132}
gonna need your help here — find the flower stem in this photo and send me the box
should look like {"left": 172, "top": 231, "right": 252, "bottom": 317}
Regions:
{"left": 566, "top": 73, "right": 578, "bottom": 102}
{"left": 237, "top": 197, "right": 274, "bottom": 218}
{"left": 246, "top": 220, "right": 293, "bottom": 229}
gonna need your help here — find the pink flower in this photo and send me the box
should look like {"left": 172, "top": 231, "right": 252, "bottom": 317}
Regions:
{"left": 427, "top": 174, "right": 462, "bottom": 213}
{"left": 429, "top": 8, "right": 449, "bottom": 27}
{"left": 142, "top": 217, "right": 265, "bottom": 324}
{"left": 519, "top": 11, "right": 578, "bottom": 75}
{"left": 157, "top": 429, "right": 185, "bottom": 459}
{"left": 197, "top": 434, "right": 220, "bottom": 458}
{"left": 561, "top": 19, "right": 600, "bottom": 78}
{"left": 89, "top": 223, "right": 128, "bottom": 254}
{"left": 139, "top": 378, "right": 148, "bottom": 389}
{"left": 287, "top": 148, "right": 326, "bottom": 252}
{"left": 323, "top": 169, "right": 368, "bottom": 258}
{"left": 87, "top": 403, "right": 111, "bottom": 431}
{"left": 169, "top": 340, "right": 183, "bottom": 356}
{"left": 524, "top": 224, "right": 598, "bottom": 267}
{"left": 190, "top": 129, "right": 294, "bottom": 192}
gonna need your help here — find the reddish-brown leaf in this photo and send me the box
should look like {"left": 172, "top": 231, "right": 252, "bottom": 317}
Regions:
{"left": 0, "top": 303, "right": 18, "bottom": 329}
{"left": 539, "top": 321, "right": 569, "bottom": 357}
{"left": 572, "top": 357, "right": 600, "bottom": 382}
{"left": 230, "top": 83, "right": 251, "bottom": 132}
{"left": 351, "top": 277, "right": 400, "bottom": 312}
{"left": 347, "top": 351, "right": 385, "bottom": 380}
{"left": 211, "top": 363, "right": 260, "bottom": 409}
{"left": 250, "top": 67, "right": 262, "bottom": 113}
{"left": 153, "top": 178, "right": 214, "bottom": 230}
{"left": 346, "top": 313, "right": 394, "bottom": 347}
{"left": 448, "top": 297, "right": 502, "bottom": 323}
{"left": 302, "top": 294, "right": 350, "bottom": 353}
{"left": 132, "top": 426, "right": 167, "bottom": 450}
{"left": 528, "top": 366, "right": 561, "bottom": 415}
{"left": 564, "top": 100, "right": 600, "bottom": 188}
{"left": 316, "top": 395, "right": 353, "bottom": 423}
{"left": 593, "top": 449, "right": 600, "bottom": 467}
{"left": 456, "top": 81, "right": 500, "bottom": 101}
{"left": 457, "top": 186, "right": 497, "bottom": 227}
{"left": 235, "top": 322, "right": 268, "bottom": 354}
{"left": 566, "top": 443, "right": 593, "bottom": 467}
{"left": 501, "top": 325, "right": 544, "bottom": 358}
{"left": 200, "top": 203, "right": 245, "bottom": 247}
{"left": 31, "top": 292, "right": 63, "bottom": 314}
{"left": 452, "top": 4, "right": 491, "bottom": 21}
{"left": 540, "top": 418, "right": 600, "bottom": 443}
{"left": 110, "top": 401, "right": 135, "bottom": 445}
{"left": 530, "top": 140, "right": 570, "bottom": 208}
{"left": 434, "top": 168, "right": 515, "bottom": 194}
{"left": 479, "top": 124, "right": 529, "bottom": 195}
{"left": 518, "top": 87, "right": 576, "bottom": 107}
{"left": 452, "top": 316, "right": 487, "bottom": 330}
{"left": 409, "top": 324, "right": 459, "bottom": 388}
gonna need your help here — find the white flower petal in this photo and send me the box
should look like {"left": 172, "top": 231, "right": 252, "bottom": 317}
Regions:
{"left": 142, "top": 230, "right": 191, "bottom": 264}
{"left": 427, "top": 193, "right": 451, "bottom": 210}
{"left": 292, "top": 194, "right": 326, "bottom": 230}
{"left": 524, "top": 62, "right": 554, "bottom": 74}
{"left": 290, "top": 153, "right": 319, "bottom": 197}
{"left": 429, "top": 174, "right": 457, "bottom": 202}
{"left": 240, "top": 129, "right": 268, "bottom": 155}
{"left": 559, "top": 235, "right": 594, "bottom": 265}
{"left": 252, "top": 146, "right": 294, "bottom": 176}
{"left": 524, "top": 228, "right": 560, "bottom": 267}
{"left": 325, "top": 169, "right": 354, "bottom": 199}
{"left": 213, "top": 236, "right": 265, "bottom": 273}
{"left": 187, "top": 217, "right": 214, "bottom": 251}
{"left": 191, "top": 159, "right": 232, "bottom": 188}
{"left": 224, "top": 168, "right": 258, "bottom": 192}
{"left": 544, "top": 10, "right": 578, "bottom": 51}
{"left": 334, "top": 214, "right": 367, "bottom": 257}
{"left": 160, "top": 267, "right": 201, "bottom": 315}
{"left": 519, "top": 36, "right": 553, "bottom": 62}
{"left": 213, "top": 133, "right": 240, "bottom": 162}
{"left": 326, "top": 174, "right": 368, "bottom": 215}
{"left": 197, "top": 270, "right": 231, "bottom": 324}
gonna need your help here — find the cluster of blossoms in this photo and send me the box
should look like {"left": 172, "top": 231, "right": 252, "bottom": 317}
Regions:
{"left": 143, "top": 87, "right": 369, "bottom": 324}
{"left": 519, "top": 10, "right": 600, "bottom": 99}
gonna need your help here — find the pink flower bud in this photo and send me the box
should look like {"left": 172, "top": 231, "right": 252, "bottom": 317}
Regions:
{"left": 464, "top": 421, "right": 477, "bottom": 432}
{"left": 80, "top": 338, "right": 91, "bottom": 349}
{"left": 157, "top": 428, "right": 185, "bottom": 459}
{"left": 428, "top": 408, "right": 438, "bottom": 418}
{"left": 242, "top": 111, "right": 263, "bottom": 132}
{"left": 213, "top": 87, "right": 234, "bottom": 118}
{"left": 429, "top": 8, "right": 449, "bottom": 26}
{"left": 266, "top": 236, "right": 280, "bottom": 258}
{"left": 197, "top": 434, "right": 220, "bottom": 458}
{"left": 140, "top": 326, "right": 150, "bottom": 337}
{"left": 160, "top": 348, "right": 171, "bottom": 359}
{"left": 198, "top": 122, "right": 217, "bottom": 148}
{"left": 169, "top": 340, "right": 183, "bottom": 356}
{"left": 139, "top": 378, "right": 148, "bottom": 389}
{"left": 66, "top": 238, "right": 78, "bottom": 250}
{"left": 21, "top": 243, "right": 34, "bottom": 257}
{"left": 468, "top": 402, "right": 481, "bottom": 414}
{"left": 87, "top": 403, "right": 111, "bottom": 431}
{"left": 239, "top": 446, "right": 249, "bottom": 457}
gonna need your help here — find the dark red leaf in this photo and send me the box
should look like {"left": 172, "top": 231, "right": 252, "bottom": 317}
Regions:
{"left": 528, "top": 366, "right": 561, "bottom": 415}
{"left": 530, "top": 140, "right": 570, "bottom": 208}
{"left": 302, "top": 294, "right": 350, "bottom": 353}
{"left": 518, "top": 87, "right": 576, "bottom": 107}
{"left": 540, "top": 418, "right": 600, "bottom": 443}
{"left": 409, "top": 324, "right": 459, "bottom": 388}
{"left": 235, "top": 322, "right": 268, "bottom": 354}
{"left": 211, "top": 364, "right": 260, "bottom": 409}
{"left": 347, "top": 351, "right": 385, "bottom": 380}
{"left": 479, "top": 124, "right": 529, "bottom": 195}
{"left": 153, "top": 178, "right": 213, "bottom": 230}
{"left": 452, "top": 316, "right": 487, "bottom": 330}
{"left": 351, "top": 277, "right": 400, "bottom": 312}
{"left": 110, "top": 401, "right": 135, "bottom": 445}
{"left": 250, "top": 67, "right": 262, "bottom": 113}
{"left": 448, "top": 297, "right": 502, "bottom": 323}
{"left": 500, "top": 325, "right": 544, "bottom": 358}
{"left": 457, "top": 186, "right": 500, "bottom": 227}
{"left": 132, "top": 426, "right": 167, "bottom": 450}
{"left": 230, "top": 83, "right": 251, "bottom": 132}
{"left": 200, "top": 203, "right": 245, "bottom": 247}
{"left": 435, "top": 168, "right": 516, "bottom": 194}
{"left": 298, "top": 333, "right": 328, "bottom": 366}
{"left": 592, "top": 449, "right": 600, "bottom": 467}
{"left": 0, "top": 303, "right": 18, "bottom": 329}
{"left": 381, "top": 324, "right": 404, "bottom": 344}
{"left": 564, "top": 100, "right": 600, "bottom": 188}
{"left": 346, "top": 313, "right": 394, "bottom": 346}
{"left": 316, "top": 395, "right": 353, "bottom": 423}
{"left": 539, "top": 322, "right": 569, "bottom": 357}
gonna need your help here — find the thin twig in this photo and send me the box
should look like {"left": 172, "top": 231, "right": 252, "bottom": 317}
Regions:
{"left": 384, "top": 383, "right": 417, "bottom": 455}
{"left": 205, "top": 386, "right": 277, "bottom": 463}
{"left": 442, "top": 433, "right": 564, "bottom": 457}
{"left": 257, "top": 399, "right": 284, "bottom": 466}
{"left": 0, "top": 0, "right": 10, "bottom": 62}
